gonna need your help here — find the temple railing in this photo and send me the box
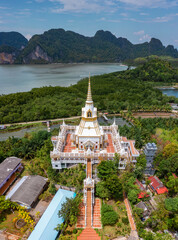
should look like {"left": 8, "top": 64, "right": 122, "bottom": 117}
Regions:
{"left": 50, "top": 151, "right": 115, "bottom": 159}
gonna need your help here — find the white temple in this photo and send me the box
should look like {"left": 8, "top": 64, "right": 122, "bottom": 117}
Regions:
{"left": 50, "top": 77, "right": 139, "bottom": 170}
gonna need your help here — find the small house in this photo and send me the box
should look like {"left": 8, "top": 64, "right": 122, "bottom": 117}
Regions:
{"left": 148, "top": 176, "right": 168, "bottom": 195}
{"left": 6, "top": 175, "right": 48, "bottom": 208}
{"left": 135, "top": 179, "right": 149, "bottom": 199}
{"left": 0, "top": 157, "right": 23, "bottom": 195}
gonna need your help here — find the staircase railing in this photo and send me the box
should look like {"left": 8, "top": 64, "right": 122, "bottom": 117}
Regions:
{"left": 85, "top": 205, "right": 87, "bottom": 227}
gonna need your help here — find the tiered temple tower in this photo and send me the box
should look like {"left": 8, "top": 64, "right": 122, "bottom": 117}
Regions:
{"left": 50, "top": 77, "right": 139, "bottom": 170}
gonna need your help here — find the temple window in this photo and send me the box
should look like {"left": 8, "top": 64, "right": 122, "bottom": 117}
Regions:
{"left": 87, "top": 110, "right": 92, "bottom": 117}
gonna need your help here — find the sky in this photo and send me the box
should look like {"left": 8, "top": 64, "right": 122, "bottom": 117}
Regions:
{"left": 0, "top": 0, "right": 178, "bottom": 48}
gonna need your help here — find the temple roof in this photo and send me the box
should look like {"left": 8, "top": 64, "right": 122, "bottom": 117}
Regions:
{"left": 76, "top": 77, "right": 103, "bottom": 137}
{"left": 86, "top": 75, "right": 93, "bottom": 104}
{"left": 76, "top": 120, "right": 102, "bottom": 137}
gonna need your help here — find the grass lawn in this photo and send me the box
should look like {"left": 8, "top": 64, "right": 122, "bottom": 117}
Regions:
{"left": 98, "top": 200, "right": 131, "bottom": 240}
{"left": 0, "top": 210, "right": 25, "bottom": 236}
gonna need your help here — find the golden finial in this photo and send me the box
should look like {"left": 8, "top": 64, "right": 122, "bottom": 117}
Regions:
{"left": 86, "top": 73, "right": 93, "bottom": 102}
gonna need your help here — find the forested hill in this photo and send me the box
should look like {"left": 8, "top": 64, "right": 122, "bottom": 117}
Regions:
{"left": 16, "top": 29, "right": 178, "bottom": 64}
{"left": 0, "top": 32, "right": 28, "bottom": 64}
{"left": 0, "top": 59, "right": 177, "bottom": 124}
{"left": 0, "top": 32, "right": 28, "bottom": 50}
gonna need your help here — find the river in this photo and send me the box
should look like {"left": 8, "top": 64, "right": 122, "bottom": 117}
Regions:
{"left": 0, "top": 63, "right": 127, "bottom": 95}
{"left": 0, "top": 117, "right": 130, "bottom": 141}
{"left": 160, "top": 89, "right": 178, "bottom": 98}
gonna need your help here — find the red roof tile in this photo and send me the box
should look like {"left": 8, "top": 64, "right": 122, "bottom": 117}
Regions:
{"left": 156, "top": 187, "right": 168, "bottom": 194}
{"left": 138, "top": 191, "right": 149, "bottom": 199}
{"left": 148, "top": 176, "right": 168, "bottom": 195}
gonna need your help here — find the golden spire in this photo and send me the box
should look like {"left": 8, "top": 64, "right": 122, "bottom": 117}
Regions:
{"left": 86, "top": 73, "right": 93, "bottom": 102}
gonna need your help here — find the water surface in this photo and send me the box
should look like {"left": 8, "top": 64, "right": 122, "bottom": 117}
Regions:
{"left": 160, "top": 89, "right": 178, "bottom": 98}
{"left": 0, "top": 63, "right": 127, "bottom": 95}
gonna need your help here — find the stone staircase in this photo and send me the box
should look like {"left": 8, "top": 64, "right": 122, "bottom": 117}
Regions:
{"left": 77, "top": 228, "right": 100, "bottom": 240}
{"left": 76, "top": 200, "right": 85, "bottom": 228}
{"left": 86, "top": 189, "right": 92, "bottom": 227}
{"left": 77, "top": 158, "right": 101, "bottom": 240}
{"left": 93, "top": 198, "right": 102, "bottom": 229}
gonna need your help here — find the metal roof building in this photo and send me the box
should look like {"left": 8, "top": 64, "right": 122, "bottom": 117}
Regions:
{"left": 28, "top": 189, "right": 76, "bottom": 240}
{"left": 0, "top": 157, "right": 22, "bottom": 195}
{"left": 6, "top": 175, "right": 48, "bottom": 208}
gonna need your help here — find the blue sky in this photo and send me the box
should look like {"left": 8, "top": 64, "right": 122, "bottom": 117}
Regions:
{"left": 0, "top": 0, "right": 178, "bottom": 48}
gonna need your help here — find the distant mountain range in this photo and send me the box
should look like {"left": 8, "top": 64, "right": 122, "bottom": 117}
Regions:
{"left": 0, "top": 29, "right": 177, "bottom": 64}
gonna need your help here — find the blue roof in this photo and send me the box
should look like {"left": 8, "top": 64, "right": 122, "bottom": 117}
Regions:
{"left": 28, "top": 189, "right": 76, "bottom": 240}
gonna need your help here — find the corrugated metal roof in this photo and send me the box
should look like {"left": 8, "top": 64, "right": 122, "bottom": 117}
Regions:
{"left": 28, "top": 189, "right": 76, "bottom": 240}
{"left": 8, "top": 175, "right": 47, "bottom": 207}
{"left": 0, "top": 157, "right": 22, "bottom": 186}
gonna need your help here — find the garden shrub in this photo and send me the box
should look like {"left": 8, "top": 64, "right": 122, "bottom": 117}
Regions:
{"left": 101, "top": 204, "right": 118, "bottom": 226}
{"left": 122, "top": 217, "right": 129, "bottom": 224}
{"left": 73, "top": 229, "right": 77, "bottom": 234}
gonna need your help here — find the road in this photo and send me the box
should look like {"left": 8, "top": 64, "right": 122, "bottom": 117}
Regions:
{"left": 4, "top": 116, "right": 81, "bottom": 127}
{"left": 3, "top": 111, "right": 177, "bottom": 127}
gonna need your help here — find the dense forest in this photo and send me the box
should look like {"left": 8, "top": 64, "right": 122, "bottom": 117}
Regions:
{"left": 16, "top": 29, "right": 178, "bottom": 63}
{"left": 0, "top": 59, "right": 177, "bottom": 124}
{"left": 125, "top": 55, "right": 178, "bottom": 69}
{"left": 0, "top": 32, "right": 28, "bottom": 50}
{"left": 0, "top": 29, "right": 178, "bottom": 64}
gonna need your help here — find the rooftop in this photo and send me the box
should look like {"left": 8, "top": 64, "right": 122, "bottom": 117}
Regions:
{"left": 136, "top": 201, "right": 148, "bottom": 211}
{"left": 0, "top": 157, "right": 22, "bottom": 186}
{"left": 6, "top": 175, "right": 47, "bottom": 207}
{"left": 63, "top": 133, "right": 115, "bottom": 154}
{"left": 28, "top": 189, "right": 76, "bottom": 240}
{"left": 148, "top": 176, "right": 168, "bottom": 195}
{"left": 145, "top": 142, "right": 157, "bottom": 150}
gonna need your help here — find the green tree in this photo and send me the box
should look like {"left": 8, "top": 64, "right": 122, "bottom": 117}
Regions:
{"left": 166, "top": 175, "right": 178, "bottom": 196}
{"left": 128, "top": 189, "right": 138, "bottom": 204}
{"left": 165, "top": 197, "right": 178, "bottom": 212}
{"left": 97, "top": 160, "right": 117, "bottom": 181}
{"left": 58, "top": 195, "right": 81, "bottom": 227}
{"left": 101, "top": 204, "right": 118, "bottom": 226}
{"left": 105, "top": 175, "right": 123, "bottom": 200}
{"left": 95, "top": 181, "right": 110, "bottom": 199}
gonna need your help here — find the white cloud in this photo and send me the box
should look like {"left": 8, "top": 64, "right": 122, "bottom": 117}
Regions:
{"left": 116, "top": 0, "right": 177, "bottom": 8}
{"left": 25, "top": 34, "right": 32, "bottom": 40}
{"left": 50, "top": 0, "right": 113, "bottom": 13}
{"left": 16, "top": 9, "right": 31, "bottom": 16}
{"left": 139, "top": 34, "right": 151, "bottom": 42}
{"left": 140, "top": 12, "right": 149, "bottom": 15}
{"left": 104, "top": 0, "right": 116, "bottom": 5}
{"left": 134, "top": 30, "right": 144, "bottom": 35}
{"left": 0, "top": 6, "right": 8, "bottom": 9}
{"left": 35, "top": 0, "right": 45, "bottom": 2}
{"left": 153, "top": 13, "right": 178, "bottom": 22}
{"left": 133, "top": 30, "right": 151, "bottom": 42}
{"left": 99, "top": 17, "right": 120, "bottom": 22}
{"left": 120, "top": 12, "right": 128, "bottom": 17}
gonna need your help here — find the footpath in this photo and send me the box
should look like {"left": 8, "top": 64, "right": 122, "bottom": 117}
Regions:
{"left": 124, "top": 193, "right": 139, "bottom": 240}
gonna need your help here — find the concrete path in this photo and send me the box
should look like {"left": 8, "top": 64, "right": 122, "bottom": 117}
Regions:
{"left": 123, "top": 193, "right": 139, "bottom": 240}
